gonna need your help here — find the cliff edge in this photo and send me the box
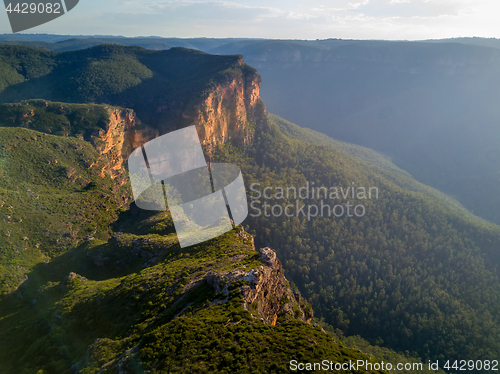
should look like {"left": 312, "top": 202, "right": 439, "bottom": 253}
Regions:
{"left": 206, "top": 234, "right": 313, "bottom": 326}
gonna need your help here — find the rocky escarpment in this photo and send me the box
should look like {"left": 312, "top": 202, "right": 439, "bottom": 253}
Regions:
{"left": 189, "top": 60, "right": 265, "bottom": 149}
{"left": 147, "top": 58, "right": 265, "bottom": 151}
{"left": 0, "top": 58, "right": 265, "bottom": 179}
{"left": 94, "top": 60, "right": 265, "bottom": 174}
{"left": 0, "top": 46, "right": 267, "bottom": 173}
{"left": 206, "top": 247, "right": 313, "bottom": 326}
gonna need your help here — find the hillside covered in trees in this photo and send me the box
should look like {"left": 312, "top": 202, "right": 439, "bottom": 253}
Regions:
{"left": 0, "top": 105, "right": 435, "bottom": 374}
{"left": 0, "top": 43, "right": 499, "bottom": 372}
{"left": 213, "top": 114, "right": 500, "bottom": 366}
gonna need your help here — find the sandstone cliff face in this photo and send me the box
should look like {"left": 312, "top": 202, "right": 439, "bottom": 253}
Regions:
{"left": 206, "top": 246, "right": 313, "bottom": 326}
{"left": 91, "top": 108, "right": 158, "bottom": 180}
{"left": 190, "top": 60, "right": 264, "bottom": 148}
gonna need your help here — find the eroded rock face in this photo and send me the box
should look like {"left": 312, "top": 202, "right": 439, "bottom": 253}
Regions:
{"left": 144, "top": 58, "right": 265, "bottom": 151}
{"left": 191, "top": 63, "right": 264, "bottom": 149}
{"left": 91, "top": 108, "right": 158, "bottom": 180}
{"left": 206, "top": 247, "right": 313, "bottom": 325}
{"left": 93, "top": 60, "right": 265, "bottom": 179}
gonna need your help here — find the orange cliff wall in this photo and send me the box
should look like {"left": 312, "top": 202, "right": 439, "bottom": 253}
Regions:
{"left": 96, "top": 59, "right": 266, "bottom": 179}
{"left": 92, "top": 108, "right": 158, "bottom": 180}
{"left": 189, "top": 59, "right": 264, "bottom": 148}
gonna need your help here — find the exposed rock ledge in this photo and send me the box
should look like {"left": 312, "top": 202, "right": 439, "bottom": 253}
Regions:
{"left": 206, "top": 247, "right": 313, "bottom": 326}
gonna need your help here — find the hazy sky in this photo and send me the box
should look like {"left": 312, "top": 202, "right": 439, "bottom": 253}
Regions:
{"left": 1, "top": 0, "right": 500, "bottom": 40}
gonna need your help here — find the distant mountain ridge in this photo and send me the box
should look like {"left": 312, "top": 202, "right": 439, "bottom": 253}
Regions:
{"left": 1, "top": 33, "right": 499, "bottom": 52}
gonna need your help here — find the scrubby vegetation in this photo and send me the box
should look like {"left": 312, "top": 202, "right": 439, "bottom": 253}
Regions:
{"left": 0, "top": 221, "right": 396, "bottom": 374}
{"left": 0, "top": 100, "right": 112, "bottom": 138}
{"left": 0, "top": 102, "right": 441, "bottom": 373}
{"left": 0, "top": 125, "right": 128, "bottom": 295}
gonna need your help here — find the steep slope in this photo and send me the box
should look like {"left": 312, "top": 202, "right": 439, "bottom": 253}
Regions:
{"left": 212, "top": 114, "right": 500, "bottom": 367}
{"left": 0, "top": 123, "right": 433, "bottom": 372}
{"left": 270, "top": 114, "right": 475, "bottom": 216}
{"left": 0, "top": 105, "right": 443, "bottom": 374}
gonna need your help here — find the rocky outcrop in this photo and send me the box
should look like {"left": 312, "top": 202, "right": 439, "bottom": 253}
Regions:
{"left": 206, "top": 247, "right": 313, "bottom": 325}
